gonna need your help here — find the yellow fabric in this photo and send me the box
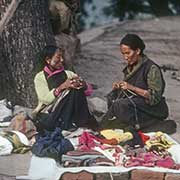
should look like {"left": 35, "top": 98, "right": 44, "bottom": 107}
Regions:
{"left": 100, "top": 129, "right": 133, "bottom": 143}
{"left": 145, "top": 131, "right": 174, "bottom": 150}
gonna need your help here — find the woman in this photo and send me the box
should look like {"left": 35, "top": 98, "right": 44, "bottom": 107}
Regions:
{"left": 33, "top": 45, "right": 98, "bottom": 131}
{"left": 102, "top": 34, "right": 169, "bottom": 130}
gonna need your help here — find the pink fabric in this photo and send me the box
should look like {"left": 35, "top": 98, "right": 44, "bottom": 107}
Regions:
{"left": 78, "top": 132, "right": 101, "bottom": 151}
{"left": 78, "top": 132, "right": 95, "bottom": 151}
{"left": 143, "top": 152, "right": 161, "bottom": 162}
{"left": 84, "top": 83, "right": 93, "bottom": 96}
{"left": 156, "top": 156, "right": 175, "bottom": 169}
{"left": 78, "top": 131, "right": 117, "bottom": 150}
{"left": 78, "top": 132, "right": 126, "bottom": 166}
{"left": 124, "top": 151, "right": 177, "bottom": 169}
{"left": 78, "top": 132, "right": 124, "bottom": 151}
{"left": 125, "top": 152, "right": 162, "bottom": 168}
{"left": 44, "top": 66, "right": 64, "bottom": 79}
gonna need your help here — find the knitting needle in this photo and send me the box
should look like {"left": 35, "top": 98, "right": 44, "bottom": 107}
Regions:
{"left": 127, "top": 89, "right": 137, "bottom": 96}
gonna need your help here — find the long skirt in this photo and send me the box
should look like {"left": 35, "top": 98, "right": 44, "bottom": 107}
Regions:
{"left": 34, "top": 89, "right": 98, "bottom": 131}
{"left": 101, "top": 96, "right": 169, "bottom": 130}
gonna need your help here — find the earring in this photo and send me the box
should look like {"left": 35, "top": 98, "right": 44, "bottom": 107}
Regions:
{"left": 137, "top": 49, "right": 140, "bottom": 55}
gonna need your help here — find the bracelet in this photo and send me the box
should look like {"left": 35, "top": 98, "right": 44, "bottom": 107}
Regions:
{"left": 54, "top": 88, "right": 60, "bottom": 96}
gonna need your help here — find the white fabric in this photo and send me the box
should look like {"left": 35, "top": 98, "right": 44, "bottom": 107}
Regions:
{"left": 168, "top": 144, "right": 180, "bottom": 164}
{"left": 69, "top": 137, "right": 79, "bottom": 149}
{"left": 0, "top": 121, "right": 11, "bottom": 127}
{"left": 0, "top": 136, "right": 13, "bottom": 155}
{"left": 21, "top": 154, "right": 180, "bottom": 180}
{"left": 94, "top": 146, "right": 124, "bottom": 163}
{"left": 12, "top": 131, "right": 29, "bottom": 146}
{"left": 0, "top": 99, "right": 12, "bottom": 122}
{"left": 26, "top": 156, "right": 61, "bottom": 180}
{"left": 19, "top": 132, "right": 180, "bottom": 180}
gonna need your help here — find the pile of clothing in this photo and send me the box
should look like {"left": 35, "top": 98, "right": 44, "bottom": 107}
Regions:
{"left": 30, "top": 127, "right": 180, "bottom": 170}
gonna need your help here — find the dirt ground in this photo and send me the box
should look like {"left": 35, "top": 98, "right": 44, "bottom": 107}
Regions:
{"left": 75, "top": 16, "right": 180, "bottom": 143}
{"left": 0, "top": 16, "right": 180, "bottom": 179}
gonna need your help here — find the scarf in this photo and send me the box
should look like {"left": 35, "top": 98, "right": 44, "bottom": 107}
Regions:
{"left": 43, "top": 66, "right": 67, "bottom": 90}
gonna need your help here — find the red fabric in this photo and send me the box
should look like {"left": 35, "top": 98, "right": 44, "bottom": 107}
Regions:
{"left": 78, "top": 132, "right": 118, "bottom": 151}
{"left": 98, "top": 138, "right": 118, "bottom": 145}
{"left": 78, "top": 132, "right": 97, "bottom": 151}
{"left": 138, "top": 131, "right": 150, "bottom": 144}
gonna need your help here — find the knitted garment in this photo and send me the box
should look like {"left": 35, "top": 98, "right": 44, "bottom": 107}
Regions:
{"left": 100, "top": 129, "right": 133, "bottom": 143}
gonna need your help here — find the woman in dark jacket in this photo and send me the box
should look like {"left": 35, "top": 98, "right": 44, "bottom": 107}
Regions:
{"left": 102, "top": 34, "right": 169, "bottom": 130}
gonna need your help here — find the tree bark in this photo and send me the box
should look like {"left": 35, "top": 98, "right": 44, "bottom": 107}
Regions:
{"left": 0, "top": 0, "right": 55, "bottom": 107}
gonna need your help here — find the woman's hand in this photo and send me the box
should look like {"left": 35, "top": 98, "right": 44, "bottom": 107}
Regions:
{"left": 70, "top": 76, "right": 86, "bottom": 89}
{"left": 115, "top": 81, "right": 149, "bottom": 98}
{"left": 112, "top": 81, "right": 135, "bottom": 91}
{"left": 118, "top": 81, "right": 132, "bottom": 90}
{"left": 63, "top": 79, "right": 75, "bottom": 89}
{"left": 56, "top": 76, "right": 86, "bottom": 92}
{"left": 55, "top": 77, "right": 86, "bottom": 95}
{"left": 112, "top": 81, "right": 132, "bottom": 90}
{"left": 112, "top": 81, "right": 120, "bottom": 89}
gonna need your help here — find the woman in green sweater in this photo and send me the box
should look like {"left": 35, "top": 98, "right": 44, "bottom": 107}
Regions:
{"left": 102, "top": 34, "right": 170, "bottom": 131}
{"left": 33, "top": 45, "right": 97, "bottom": 131}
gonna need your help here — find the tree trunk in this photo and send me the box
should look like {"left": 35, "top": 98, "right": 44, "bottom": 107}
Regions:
{"left": 0, "top": 0, "right": 55, "bottom": 107}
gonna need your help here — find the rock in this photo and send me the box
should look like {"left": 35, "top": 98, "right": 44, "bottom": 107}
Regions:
{"left": 87, "top": 97, "right": 107, "bottom": 122}
{"left": 13, "top": 105, "right": 33, "bottom": 118}
{"left": 88, "top": 97, "right": 107, "bottom": 113}
{"left": 171, "top": 72, "right": 180, "bottom": 82}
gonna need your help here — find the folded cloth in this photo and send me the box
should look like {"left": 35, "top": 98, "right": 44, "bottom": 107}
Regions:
{"left": 0, "top": 136, "right": 13, "bottom": 155}
{"left": 100, "top": 129, "right": 133, "bottom": 143}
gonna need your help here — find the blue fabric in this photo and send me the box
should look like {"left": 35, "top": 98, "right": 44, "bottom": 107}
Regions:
{"left": 31, "top": 128, "right": 74, "bottom": 161}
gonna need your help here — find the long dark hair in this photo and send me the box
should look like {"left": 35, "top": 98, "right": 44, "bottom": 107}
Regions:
{"left": 33, "top": 45, "right": 64, "bottom": 75}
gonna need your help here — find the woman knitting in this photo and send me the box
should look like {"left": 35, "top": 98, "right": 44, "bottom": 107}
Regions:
{"left": 33, "top": 45, "right": 98, "bottom": 131}
{"left": 102, "top": 34, "right": 169, "bottom": 130}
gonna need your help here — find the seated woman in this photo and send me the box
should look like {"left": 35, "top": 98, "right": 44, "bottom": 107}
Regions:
{"left": 101, "top": 34, "right": 169, "bottom": 130}
{"left": 33, "top": 45, "right": 98, "bottom": 131}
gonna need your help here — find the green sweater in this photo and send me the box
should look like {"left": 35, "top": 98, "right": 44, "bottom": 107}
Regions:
{"left": 33, "top": 70, "right": 77, "bottom": 113}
